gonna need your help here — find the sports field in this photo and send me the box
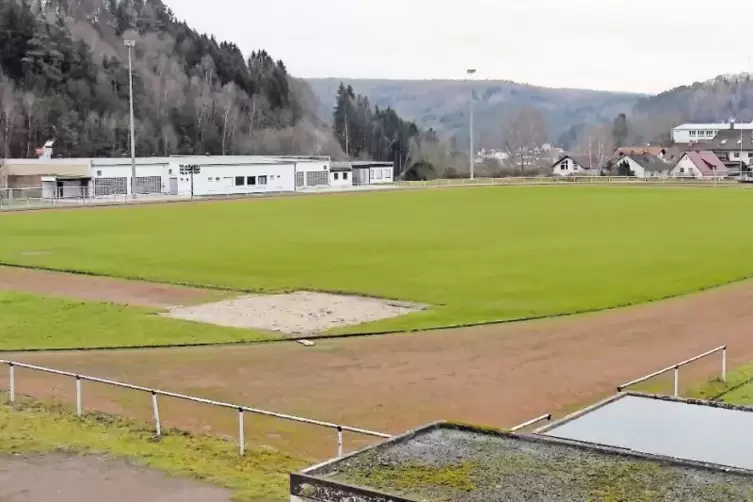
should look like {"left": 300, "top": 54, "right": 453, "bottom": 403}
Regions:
{"left": 2, "top": 186, "right": 753, "bottom": 332}
{"left": 5, "top": 185, "right": 753, "bottom": 500}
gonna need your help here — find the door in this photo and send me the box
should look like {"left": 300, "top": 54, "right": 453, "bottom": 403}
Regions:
{"left": 169, "top": 177, "right": 178, "bottom": 195}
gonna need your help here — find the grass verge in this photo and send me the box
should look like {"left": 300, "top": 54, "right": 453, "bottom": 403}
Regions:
{"left": 0, "top": 393, "right": 307, "bottom": 501}
{"left": 685, "top": 363, "right": 753, "bottom": 404}
{"left": 0, "top": 291, "right": 278, "bottom": 351}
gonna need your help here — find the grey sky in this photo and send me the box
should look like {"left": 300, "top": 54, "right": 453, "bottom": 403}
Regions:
{"left": 169, "top": 0, "right": 753, "bottom": 94}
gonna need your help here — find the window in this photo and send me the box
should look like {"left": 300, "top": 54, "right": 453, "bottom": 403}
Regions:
{"left": 247, "top": 176, "right": 256, "bottom": 185}
{"left": 689, "top": 131, "right": 697, "bottom": 137}
{"left": 343, "top": 172, "right": 348, "bottom": 180}
{"left": 235, "top": 176, "right": 244, "bottom": 186}
{"left": 334, "top": 172, "right": 339, "bottom": 180}
{"left": 168, "top": 169, "right": 173, "bottom": 175}
{"left": 208, "top": 177, "right": 213, "bottom": 182}
{"left": 215, "top": 177, "right": 220, "bottom": 181}
{"left": 96, "top": 170, "right": 102, "bottom": 176}
{"left": 375, "top": 169, "right": 383, "bottom": 179}
{"left": 258, "top": 175, "right": 267, "bottom": 185}
{"left": 305, "top": 171, "right": 329, "bottom": 186}
{"left": 707, "top": 130, "right": 714, "bottom": 136}
{"left": 384, "top": 168, "right": 391, "bottom": 178}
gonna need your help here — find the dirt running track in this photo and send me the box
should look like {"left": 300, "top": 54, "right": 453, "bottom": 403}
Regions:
{"left": 8, "top": 279, "right": 753, "bottom": 459}
{"left": 0, "top": 454, "right": 231, "bottom": 502}
{"left": 0, "top": 266, "right": 224, "bottom": 308}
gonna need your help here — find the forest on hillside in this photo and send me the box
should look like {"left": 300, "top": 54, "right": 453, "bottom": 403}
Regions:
{"left": 0, "top": 0, "right": 345, "bottom": 158}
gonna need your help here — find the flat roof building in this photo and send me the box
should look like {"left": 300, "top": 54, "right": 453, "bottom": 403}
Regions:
{"left": 292, "top": 394, "right": 753, "bottom": 502}
{"left": 672, "top": 121, "right": 753, "bottom": 144}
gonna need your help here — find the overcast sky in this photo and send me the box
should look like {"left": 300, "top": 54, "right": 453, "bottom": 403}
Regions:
{"left": 169, "top": 0, "right": 753, "bottom": 94}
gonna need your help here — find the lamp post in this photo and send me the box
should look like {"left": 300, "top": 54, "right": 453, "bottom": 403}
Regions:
{"left": 125, "top": 39, "right": 136, "bottom": 199}
{"left": 466, "top": 69, "right": 477, "bottom": 179}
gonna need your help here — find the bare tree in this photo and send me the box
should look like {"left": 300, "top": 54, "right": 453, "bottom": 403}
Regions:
{"left": 0, "top": 75, "right": 19, "bottom": 162}
{"left": 579, "top": 124, "right": 614, "bottom": 172}
{"left": 218, "top": 83, "right": 241, "bottom": 155}
{"left": 502, "top": 108, "right": 548, "bottom": 174}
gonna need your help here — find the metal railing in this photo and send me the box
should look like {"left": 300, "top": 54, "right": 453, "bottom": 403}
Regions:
{"left": 392, "top": 175, "right": 737, "bottom": 189}
{"left": 0, "top": 360, "right": 391, "bottom": 457}
{"left": 616, "top": 345, "right": 727, "bottom": 397}
{"left": 510, "top": 413, "right": 552, "bottom": 432}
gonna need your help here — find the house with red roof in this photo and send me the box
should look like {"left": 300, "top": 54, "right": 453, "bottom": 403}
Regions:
{"left": 670, "top": 151, "right": 728, "bottom": 179}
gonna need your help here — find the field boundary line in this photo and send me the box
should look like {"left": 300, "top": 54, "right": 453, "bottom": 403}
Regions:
{"left": 0, "top": 359, "right": 391, "bottom": 458}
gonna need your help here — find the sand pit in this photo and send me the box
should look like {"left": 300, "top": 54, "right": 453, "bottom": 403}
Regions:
{"left": 0, "top": 454, "right": 231, "bottom": 502}
{"left": 163, "top": 291, "right": 425, "bottom": 335}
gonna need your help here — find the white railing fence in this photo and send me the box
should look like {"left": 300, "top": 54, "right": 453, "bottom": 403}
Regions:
{"left": 509, "top": 413, "right": 552, "bottom": 432}
{"left": 1, "top": 360, "right": 391, "bottom": 458}
{"left": 616, "top": 345, "right": 727, "bottom": 398}
{"left": 393, "top": 175, "right": 735, "bottom": 189}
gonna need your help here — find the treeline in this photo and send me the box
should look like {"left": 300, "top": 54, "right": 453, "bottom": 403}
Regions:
{"left": 332, "top": 82, "right": 423, "bottom": 171}
{"left": 0, "top": 0, "right": 341, "bottom": 158}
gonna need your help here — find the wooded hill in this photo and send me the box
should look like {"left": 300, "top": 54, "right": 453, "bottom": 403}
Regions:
{"left": 0, "top": 0, "right": 342, "bottom": 158}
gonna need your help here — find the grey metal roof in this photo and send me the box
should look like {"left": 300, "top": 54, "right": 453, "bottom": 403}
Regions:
{"left": 293, "top": 420, "right": 753, "bottom": 502}
{"left": 538, "top": 393, "right": 753, "bottom": 471}
{"left": 700, "top": 128, "right": 753, "bottom": 151}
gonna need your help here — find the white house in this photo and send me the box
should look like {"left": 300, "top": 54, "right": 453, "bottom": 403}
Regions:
{"left": 672, "top": 121, "right": 753, "bottom": 144}
{"left": 551, "top": 155, "right": 599, "bottom": 176}
{"left": 329, "top": 162, "right": 353, "bottom": 188}
{"left": 670, "top": 151, "right": 728, "bottom": 179}
{"left": 614, "top": 154, "right": 672, "bottom": 179}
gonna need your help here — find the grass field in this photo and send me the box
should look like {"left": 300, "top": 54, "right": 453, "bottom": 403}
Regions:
{"left": 2, "top": 185, "right": 753, "bottom": 333}
{"left": 687, "top": 363, "right": 753, "bottom": 405}
{"left": 0, "top": 395, "right": 305, "bottom": 501}
{"left": 0, "top": 291, "right": 277, "bottom": 350}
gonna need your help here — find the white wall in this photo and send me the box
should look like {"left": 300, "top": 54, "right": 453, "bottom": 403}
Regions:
{"left": 552, "top": 158, "right": 586, "bottom": 176}
{"left": 91, "top": 161, "right": 170, "bottom": 195}
{"left": 671, "top": 155, "right": 702, "bottom": 178}
{"left": 369, "top": 166, "right": 393, "bottom": 184}
{"left": 728, "top": 150, "right": 752, "bottom": 166}
{"left": 296, "top": 160, "right": 331, "bottom": 188}
{"left": 329, "top": 170, "right": 352, "bottom": 187}
{"left": 172, "top": 162, "right": 295, "bottom": 196}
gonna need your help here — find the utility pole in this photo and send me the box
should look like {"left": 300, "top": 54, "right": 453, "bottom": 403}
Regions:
{"left": 466, "top": 69, "right": 477, "bottom": 179}
{"left": 125, "top": 39, "right": 137, "bottom": 199}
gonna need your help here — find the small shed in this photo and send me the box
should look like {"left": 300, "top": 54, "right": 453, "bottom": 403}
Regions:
{"left": 350, "top": 161, "right": 395, "bottom": 185}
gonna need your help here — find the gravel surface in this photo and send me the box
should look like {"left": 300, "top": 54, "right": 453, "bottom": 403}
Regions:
{"left": 317, "top": 426, "right": 753, "bottom": 502}
{"left": 0, "top": 454, "right": 231, "bottom": 502}
{"left": 164, "top": 292, "right": 424, "bottom": 335}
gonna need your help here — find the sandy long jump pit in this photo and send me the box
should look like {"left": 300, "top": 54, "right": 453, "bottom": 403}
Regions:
{"left": 163, "top": 291, "right": 425, "bottom": 335}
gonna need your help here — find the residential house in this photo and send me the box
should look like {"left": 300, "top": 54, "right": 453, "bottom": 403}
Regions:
{"left": 552, "top": 155, "right": 599, "bottom": 176}
{"left": 693, "top": 128, "right": 753, "bottom": 175}
{"left": 614, "top": 154, "right": 672, "bottom": 178}
{"left": 670, "top": 151, "right": 728, "bottom": 179}
{"left": 614, "top": 146, "right": 668, "bottom": 161}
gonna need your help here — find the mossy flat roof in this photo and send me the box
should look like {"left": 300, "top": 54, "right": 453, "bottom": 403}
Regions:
{"left": 294, "top": 422, "right": 753, "bottom": 502}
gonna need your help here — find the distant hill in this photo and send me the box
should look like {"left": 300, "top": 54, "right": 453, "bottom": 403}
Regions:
{"left": 308, "top": 78, "right": 642, "bottom": 148}
{"left": 634, "top": 74, "right": 753, "bottom": 123}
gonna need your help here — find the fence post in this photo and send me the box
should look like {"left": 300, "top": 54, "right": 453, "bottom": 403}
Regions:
{"left": 238, "top": 408, "right": 245, "bottom": 457}
{"left": 337, "top": 426, "right": 343, "bottom": 457}
{"left": 722, "top": 346, "right": 728, "bottom": 383}
{"left": 151, "top": 391, "right": 162, "bottom": 436}
{"left": 8, "top": 363, "right": 15, "bottom": 404}
{"left": 673, "top": 366, "right": 679, "bottom": 397}
{"left": 76, "top": 376, "right": 82, "bottom": 416}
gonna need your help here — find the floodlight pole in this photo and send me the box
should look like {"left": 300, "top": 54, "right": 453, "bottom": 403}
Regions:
{"left": 125, "top": 40, "right": 137, "bottom": 199}
{"left": 466, "top": 69, "right": 477, "bottom": 180}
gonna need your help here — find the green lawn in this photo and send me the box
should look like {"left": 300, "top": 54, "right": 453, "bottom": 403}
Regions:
{"left": 0, "top": 395, "right": 306, "bottom": 501}
{"left": 3, "top": 186, "right": 753, "bottom": 332}
{"left": 0, "top": 291, "right": 277, "bottom": 351}
{"left": 686, "top": 363, "right": 753, "bottom": 405}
